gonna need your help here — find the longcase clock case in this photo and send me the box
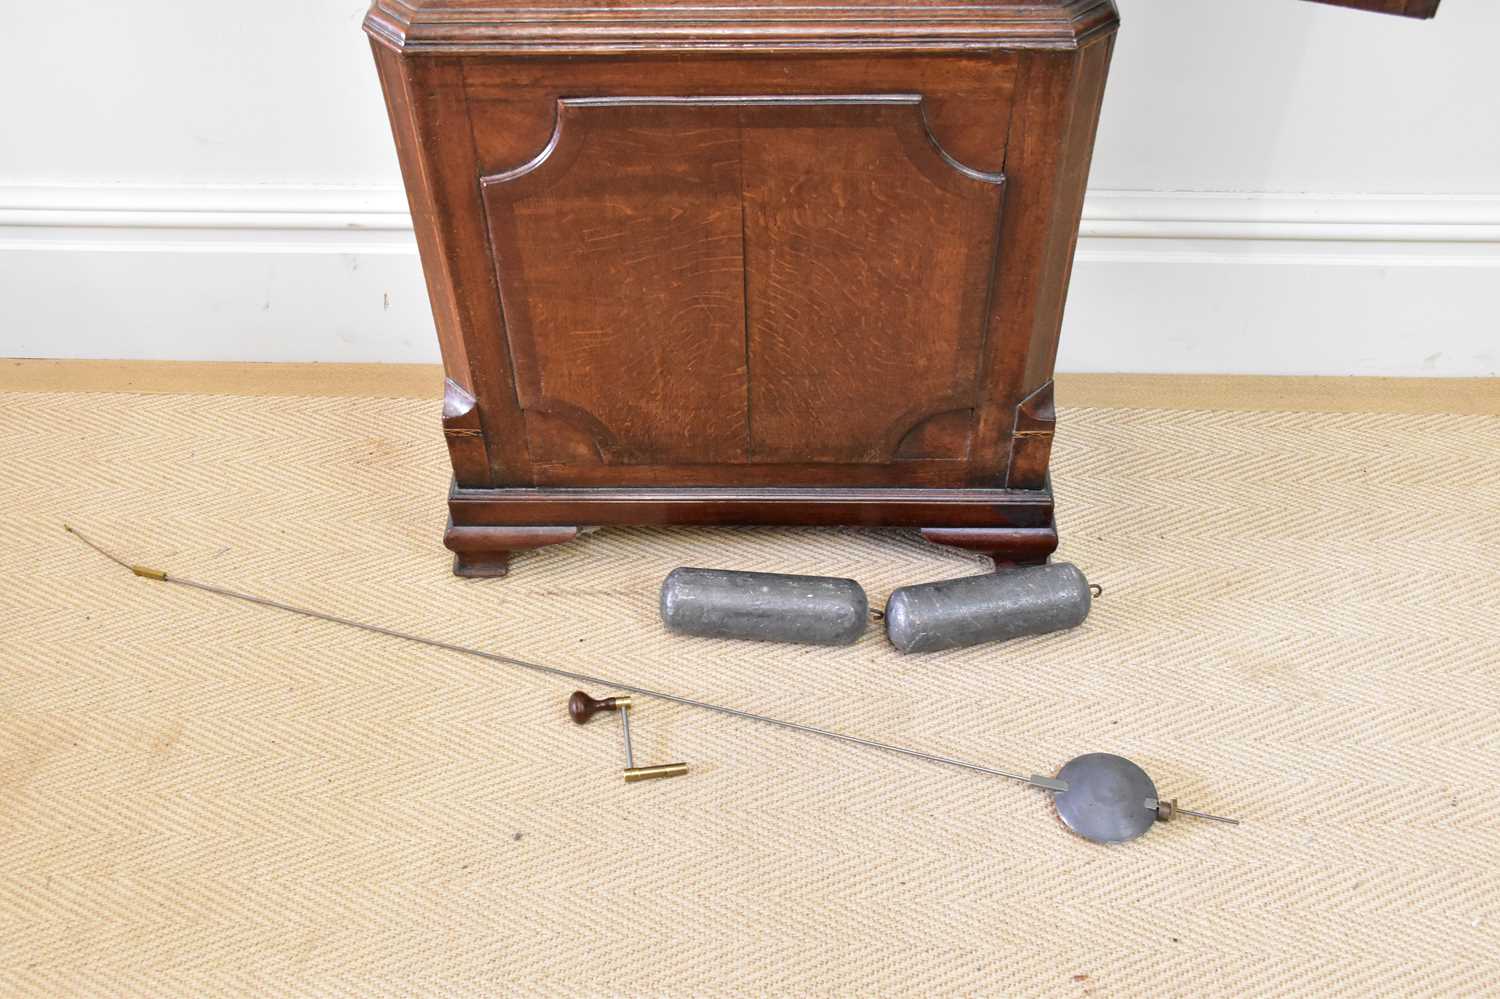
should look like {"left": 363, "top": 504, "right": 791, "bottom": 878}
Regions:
{"left": 365, "top": 0, "right": 1436, "bottom": 577}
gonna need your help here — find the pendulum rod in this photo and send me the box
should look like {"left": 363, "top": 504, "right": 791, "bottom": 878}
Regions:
{"left": 63, "top": 525, "right": 1237, "bottom": 825}
{"left": 65, "top": 526, "right": 1044, "bottom": 787}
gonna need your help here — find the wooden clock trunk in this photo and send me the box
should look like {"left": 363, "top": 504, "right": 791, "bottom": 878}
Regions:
{"left": 364, "top": 0, "right": 1436, "bottom": 577}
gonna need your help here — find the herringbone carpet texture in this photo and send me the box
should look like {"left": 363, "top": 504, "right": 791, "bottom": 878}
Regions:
{"left": 1, "top": 384, "right": 1496, "bottom": 996}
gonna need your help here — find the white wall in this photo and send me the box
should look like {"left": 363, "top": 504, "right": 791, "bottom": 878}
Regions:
{"left": 2, "top": 0, "right": 1495, "bottom": 375}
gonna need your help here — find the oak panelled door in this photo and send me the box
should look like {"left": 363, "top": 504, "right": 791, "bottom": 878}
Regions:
{"left": 481, "top": 96, "right": 1003, "bottom": 487}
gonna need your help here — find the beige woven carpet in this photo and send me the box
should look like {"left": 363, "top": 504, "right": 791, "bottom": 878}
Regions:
{"left": 2, "top": 376, "right": 1497, "bottom": 995}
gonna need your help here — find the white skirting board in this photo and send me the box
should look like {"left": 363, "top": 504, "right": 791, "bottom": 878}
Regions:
{"left": 2, "top": 184, "right": 1496, "bottom": 376}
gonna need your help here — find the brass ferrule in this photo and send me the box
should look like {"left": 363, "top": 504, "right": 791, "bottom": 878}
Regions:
{"left": 613, "top": 695, "right": 633, "bottom": 711}
{"left": 131, "top": 565, "right": 168, "bottom": 581}
{"left": 623, "top": 762, "right": 688, "bottom": 782}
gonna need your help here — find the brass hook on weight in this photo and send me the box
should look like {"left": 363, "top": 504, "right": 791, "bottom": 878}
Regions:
{"left": 569, "top": 691, "right": 689, "bottom": 783}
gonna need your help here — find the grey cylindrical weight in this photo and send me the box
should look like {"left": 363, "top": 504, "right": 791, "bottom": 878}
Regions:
{"left": 884, "top": 563, "right": 1092, "bottom": 653}
{"left": 660, "top": 567, "right": 868, "bottom": 646}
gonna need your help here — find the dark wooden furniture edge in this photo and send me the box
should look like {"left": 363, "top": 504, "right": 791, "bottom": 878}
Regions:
{"left": 447, "top": 481, "right": 1054, "bottom": 526}
{"left": 1306, "top": 0, "right": 1440, "bottom": 18}
{"left": 444, "top": 482, "right": 1057, "bottom": 575}
{"left": 364, "top": 0, "right": 1119, "bottom": 53}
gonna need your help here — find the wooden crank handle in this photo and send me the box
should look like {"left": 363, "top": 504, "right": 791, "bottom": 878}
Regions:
{"left": 568, "top": 690, "right": 630, "bottom": 724}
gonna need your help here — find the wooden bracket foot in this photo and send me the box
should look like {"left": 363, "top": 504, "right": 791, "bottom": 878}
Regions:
{"left": 443, "top": 521, "right": 580, "bottom": 578}
{"left": 920, "top": 522, "right": 1058, "bottom": 570}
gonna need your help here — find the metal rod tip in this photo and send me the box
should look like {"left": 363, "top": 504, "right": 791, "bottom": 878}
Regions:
{"left": 1180, "top": 808, "right": 1240, "bottom": 826}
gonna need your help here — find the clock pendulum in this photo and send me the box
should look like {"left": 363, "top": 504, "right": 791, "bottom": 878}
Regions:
{"left": 65, "top": 524, "right": 1239, "bottom": 845}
